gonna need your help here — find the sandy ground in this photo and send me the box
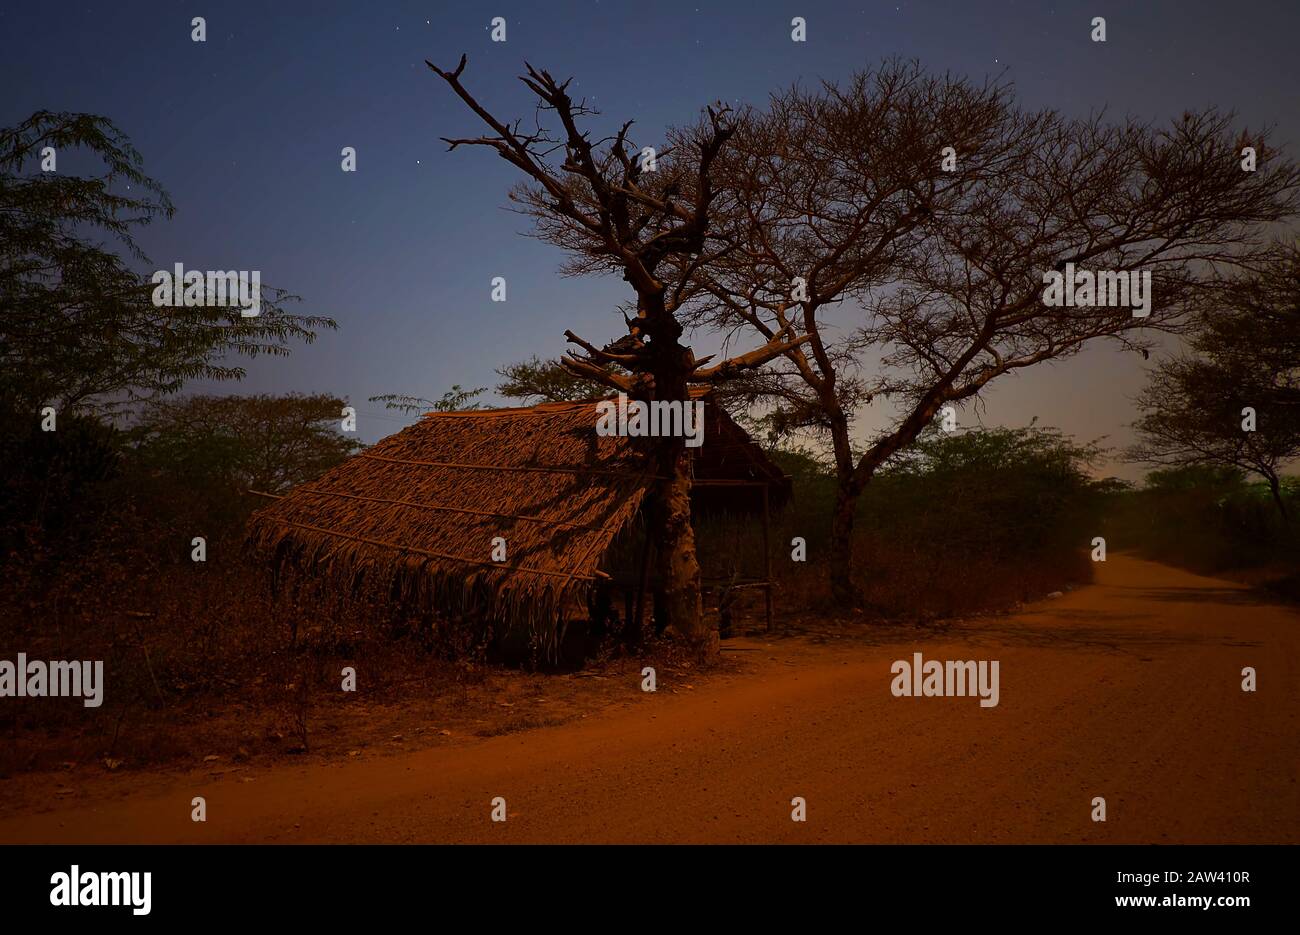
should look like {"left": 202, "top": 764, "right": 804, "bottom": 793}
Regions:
{"left": 0, "top": 554, "right": 1295, "bottom": 844}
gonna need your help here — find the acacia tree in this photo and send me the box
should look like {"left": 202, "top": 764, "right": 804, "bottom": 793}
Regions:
{"left": 427, "top": 56, "right": 807, "bottom": 653}
{"left": 1129, "top": 246, "right": 1300, "bottom": 519}
{"left": 495, "top": 355, "right": 611, "bottom": 403}
{"left": 0, "top": 112, "right": 336, "bottom": 558}
{"left": 688, "top": 65, "right": 1300, "bottom": 605}
{"left": 682, "top": 63, "right": 1040, "bottom": 603}
{"left": 132, "top": 393, "right": 364, "bottom": 496}
{"left": 370, "top": 385, "right": 488, "bottom": 414}
{"left": 0, "top": 111, "right": 334, "bottom": 417}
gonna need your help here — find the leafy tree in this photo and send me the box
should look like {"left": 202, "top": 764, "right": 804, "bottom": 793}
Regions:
{"left": 892, "top": 424, "right": 1099, "bottom": 481}
{"left": 122, "top": 393, "right": 361, "bottom": 551}
{"left": 1130, "top": 247, "right": 1300, "bottom": 519}
{"left": 0, "top": 410, "right": 123, "bottom": 559}
{"left": 871, "top": 425, "right": 1103, "bottom": 568}
{"left": 495, "top": 355, "right": 610, "bottom": 403}
{"left": 688, "top": 65, "right": 1300, "bottom": 604}
{"left": 0, "top": 111, "right": 335, "bottom": 417}
{"left": 130, "top": 393, "right": 362, "bottom": 496}
{"left": 433, "top": 385, "right": 487, "bottom": 412}
{"left": 370, "top": 385, "right": 488, "bottom": 414}
{"left": 1143, "top": 464, "right": 1247, "bottom": 493}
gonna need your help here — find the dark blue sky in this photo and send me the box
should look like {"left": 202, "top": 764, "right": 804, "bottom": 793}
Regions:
{"left": 6, "top": 0, "right": 1298, "bottom": 474}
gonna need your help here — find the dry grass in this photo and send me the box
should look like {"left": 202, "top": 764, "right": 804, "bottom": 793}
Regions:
{"left": 2, "top": 513, "right": 1095, "bottom": 780}
{"left": 0, "top": 550, "right": 726, "bottom": 779}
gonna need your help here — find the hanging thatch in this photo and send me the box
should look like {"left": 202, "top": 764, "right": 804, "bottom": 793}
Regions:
{"left": 246, "top": 393, "right": 790, "bottom": 642}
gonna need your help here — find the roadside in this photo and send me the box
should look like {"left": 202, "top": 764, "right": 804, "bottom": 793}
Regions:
{"left": 2, "top": 554, "right": 1294, "bottom": 844}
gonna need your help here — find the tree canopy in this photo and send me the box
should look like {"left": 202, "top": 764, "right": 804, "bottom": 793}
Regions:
{"left": 0, "top": 111, "right": 335, "bottom": 416}
{"left": 1130, "top": 246, "right": 1300, "bottom": 517}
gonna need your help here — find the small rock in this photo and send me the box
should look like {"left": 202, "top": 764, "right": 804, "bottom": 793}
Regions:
{"left": 1046, "top": 591, "right": 1065, "bottom": 599}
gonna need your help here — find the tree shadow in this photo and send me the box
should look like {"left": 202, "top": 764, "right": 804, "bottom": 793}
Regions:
{"left": 765, "top": 603, "right": 1269, "bottom": 656}
{"left": 1114, "top": 585, "right": 1296, "bottom": 611}
{"left": 974, "top": 624, "right": 1256, "bottom": 654}
{"left": 956, "top": 606, "right": 1265, "bottom": 656}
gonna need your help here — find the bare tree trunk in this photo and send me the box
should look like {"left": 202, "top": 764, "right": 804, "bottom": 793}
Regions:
{"left": 653, "top": 438, "right": 709, "bottom": 657}
{"left": 639, "top": 292, "right": 709, "bottom": 656}
{"left": 827, "top": 410, "right": 865, "bottom": 608}
{"left": 829, "top": 476, "right": 863, "bottom": 608}
{"left": 825, "top": 394, "right": 945, "bottom": 610}
{"left": 1266, "top": 473, "right": 1291, "bottom": 523}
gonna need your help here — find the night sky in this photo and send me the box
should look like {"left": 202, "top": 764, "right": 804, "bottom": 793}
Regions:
{"left": 5, "top": 0, "right": 1298, "bottom": 476}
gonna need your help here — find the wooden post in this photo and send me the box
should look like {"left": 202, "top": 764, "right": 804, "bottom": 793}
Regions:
{"left": 630, "top": 529, "right": 653, "bottom": 648}
{"left": 762, "top": 483, "right": 774, "bottom": 633}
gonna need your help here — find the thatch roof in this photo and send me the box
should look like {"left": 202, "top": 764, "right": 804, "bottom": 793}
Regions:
{"left": 246, "top": 394, "right": 788, "bottom": 636}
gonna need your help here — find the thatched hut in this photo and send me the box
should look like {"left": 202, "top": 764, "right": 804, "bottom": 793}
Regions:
{"left": 246, "top": 392, "right": 789, "bottom": 651}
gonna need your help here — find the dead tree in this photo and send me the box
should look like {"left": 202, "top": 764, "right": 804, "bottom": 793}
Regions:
{"left": 427, "top": 56, "right": 807, "bottom": 654}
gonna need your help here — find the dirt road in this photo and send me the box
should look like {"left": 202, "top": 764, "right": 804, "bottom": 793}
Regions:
{"left": 2, "top": 554, "right": 1295, "bottom": 843}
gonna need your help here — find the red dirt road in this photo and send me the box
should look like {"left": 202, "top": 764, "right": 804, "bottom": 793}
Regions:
{"left": 1, "top": 555, "right": 1295, "bottom": 843}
